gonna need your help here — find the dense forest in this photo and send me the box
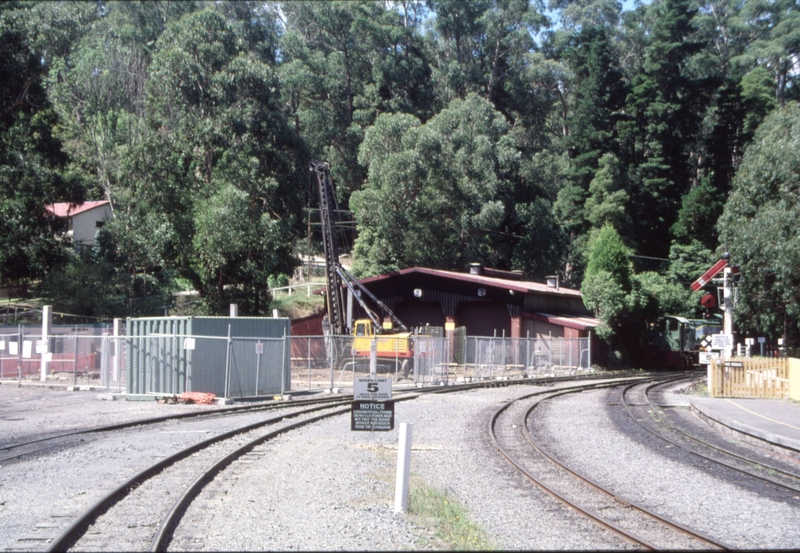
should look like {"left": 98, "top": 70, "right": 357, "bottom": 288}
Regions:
{"left": 1, "top": 0, "right": 799, "bottom": 351}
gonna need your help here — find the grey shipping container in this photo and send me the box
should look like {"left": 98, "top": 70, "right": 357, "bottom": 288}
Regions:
{"left": 126, "top": 317, "right": 290, "bottom": 398}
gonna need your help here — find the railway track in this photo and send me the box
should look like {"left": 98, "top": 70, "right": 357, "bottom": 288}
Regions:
{"left": 3, "top": 371, "right": 662, "bottom": 551}
{"left": 0, "top": 393, "right": 371, "bottom": 465}
{"left": 490, "top": 375, "right": 731, "bottom": 550}
{"left": 621, "top": 378, "right": 800, "bottom": 494}
{"left": 0, "top": 371, "right": 625, "bottom": 464}
{"left": 41, "top": 399, "right": 364, "bottom": 552}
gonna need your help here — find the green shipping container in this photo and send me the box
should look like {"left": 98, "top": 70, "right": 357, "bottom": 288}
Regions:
{"left": 126, "top": 317, "right": 290, "bottom": 398}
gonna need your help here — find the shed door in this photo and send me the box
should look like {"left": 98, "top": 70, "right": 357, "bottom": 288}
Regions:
{"left": 456, "top": 301, "right": 510, "bottom": 337}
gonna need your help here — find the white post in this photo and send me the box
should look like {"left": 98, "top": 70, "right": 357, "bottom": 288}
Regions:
{"left": 588, "top": 331, "right": 592, "bottom": 370}
{"left": 722, "top": 267, "right": 734, "bottom": 358}
{"left": 394, "top": 422, "right": 413, "bottom": 513}
{"left": 40, "top": 305, "right": 52, "bottom": 382}
{"left": 230, "top": 304, "right": 238, "bottom": 318}
{"left": 369, "top": 337, "right": 377, "bottom": 378}
{"left": 113, "top": 318, "right": 122, "bottom": 382}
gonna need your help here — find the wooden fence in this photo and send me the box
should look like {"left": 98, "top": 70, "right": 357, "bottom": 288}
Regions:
{"left": 708, "top": 357, "right": 789, "bottom": 399}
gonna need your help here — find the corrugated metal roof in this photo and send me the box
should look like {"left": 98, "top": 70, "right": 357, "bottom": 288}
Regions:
{"left": 46, "top": 200, "right": 110, "bottom": 218}
{"left": 359, "top": 267, "right": 582, "bottom": 298}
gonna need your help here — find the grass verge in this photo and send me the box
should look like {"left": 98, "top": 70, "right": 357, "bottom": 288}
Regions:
{"left": 407, "top": 477, "right": 495, "bottom": 550}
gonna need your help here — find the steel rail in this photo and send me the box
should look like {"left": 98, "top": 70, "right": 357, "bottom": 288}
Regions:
{"left": 521, "top": 380, "right": 731, "bottom": 550}
{"left": 625, "top": 378, "right": 800, "bottom": 493}
{"left": 488, "top": 378, "right": 681, "bottom": 550}
{"left": 149, "top": 406, "right": 356, "bottom": 551}
{"left": 1, "top": 369, "right": 642, "bottom": 458}
{"left": 43, "top": 400, "right": 352, "bottom": 553}
{"left": 0, "top": 393, "right": 359, "bottom": 463}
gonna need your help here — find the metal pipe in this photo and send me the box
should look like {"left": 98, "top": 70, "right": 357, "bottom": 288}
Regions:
{"left": 224, "top": 324, "right": 232, "bottom": 399}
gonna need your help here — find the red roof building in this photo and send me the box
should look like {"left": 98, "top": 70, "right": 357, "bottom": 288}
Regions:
{"left": 293, "top": 264, "right": 599, "bottom": 340}
{"left": 45, "top": 201, "right": 112, "bottom": 247}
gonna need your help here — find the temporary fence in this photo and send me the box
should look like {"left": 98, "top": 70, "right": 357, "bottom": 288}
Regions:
{"left": 708, "top": 357, "right": 790, "bottom": 399}
{"left": 2, "top": 329, "right": 592, "bottom": 398}
{"left": 462, "top": 336, "right": 590, "bottom": 380}
{"left": 290, "top": 334, "right": 592, "bottom": 390}
{"left": 0, "top": 328, "right": 120, "bottom": 388}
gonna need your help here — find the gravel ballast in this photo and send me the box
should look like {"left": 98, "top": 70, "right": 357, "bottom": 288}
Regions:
{"left": 2, "top": 379, "right": 798, "bottom": 551}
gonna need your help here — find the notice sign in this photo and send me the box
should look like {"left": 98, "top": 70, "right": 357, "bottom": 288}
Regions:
{"left": 711, "top": 333, "right": 733, "bottom": 350}
{"left": 699, "top": 351, "right": 719, "bottom": 365}
{"left": 353, "top": 377, "right": 392, "bottom": 401}
{"left": 351, "top": 401, "right": 394, "bottom": 432}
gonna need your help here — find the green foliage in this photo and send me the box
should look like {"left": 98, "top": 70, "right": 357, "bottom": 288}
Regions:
{"left": 582, "top": 224, "right": 634, "bottom": 338}
{"left": 633, "top": 271, "right": 699, "bottom": 319}
{"left": 718, "top": 102, "right": 800, "bottom": 345}
{"left": 352, "top": 93, "right": 562, "bottom": 278}
{"left": 581, "top": 270, "right": 629, "bottom": 339}
{"left": 671, "top": 176, "right": 726, "bottom": 250}
{"left": 39, "top": 237, "right": 173, "bottom": 320}
{"left": 666, "top": 240, "right": 716, "bottom": 287}
{"left": 584, "top": 153, "right": 629, "bottom": 231}
{"left": 0, "top": 0, "right": 794, "bottom": 336}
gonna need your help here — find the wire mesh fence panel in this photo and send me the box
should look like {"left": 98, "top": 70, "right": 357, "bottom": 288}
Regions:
{"left": 0, "top": 332, "right": 20, "bottom": 379}
{"left": 335, "top": 336, "right": 411, "bottom": 388}
{"left": 290, "top": 335, "right": 338, "bottom": 392}
{"left": 465, "top": 336, "right": 590, "bottom": 378}
{"left": 413, "top": 337, "right": 451, "bottom": 385}
{"left": 227, "top": 337, "right": 289, "bottom": 398}
{"left": 99, "top": 336, "right": 126, "bottom": 391}
{"left": 48, "top": 334, "right": 102, "bottom": 386}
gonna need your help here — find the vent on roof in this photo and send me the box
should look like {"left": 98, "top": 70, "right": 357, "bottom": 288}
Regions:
{"left": 546, "top": 275, "right": 559, "bottom": 290}
{"left": 469, "top": 263, "right": 482, "bottom": 275}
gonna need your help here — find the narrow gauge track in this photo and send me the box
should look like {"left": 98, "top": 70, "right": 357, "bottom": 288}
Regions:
{"left": 44, "top": 399, "right": 362, "bottom": 552}
{"left": 0, "top": 394, "right": 372, "bottom": 464}
{"left": 490, "top": 375, "right": 731, "bottom": 550}
{"left": 9, "top": 372, "right": 652, "bottom": 551}
{"left": 621, "top": 379, "right": 800, "bottom": 494}
{"left": 0, "top": 371, "right": 639, "bottom": 464}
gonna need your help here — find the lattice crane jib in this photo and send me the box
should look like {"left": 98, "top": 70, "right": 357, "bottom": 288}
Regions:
{"left": 310, "top": 161, "right": 347, "bottom": 336}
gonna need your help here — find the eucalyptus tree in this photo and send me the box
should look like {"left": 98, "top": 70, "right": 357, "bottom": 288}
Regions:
{"left": 736, "top": 0, "right": 800, "bottom": 107}
{"left": 352, "top": 93, "right": 564, "bottom": 279}
{"left": 718, "top": 102, "right": 800, "bottom": 348}
{"left": 0, "top": 1, "right": 95, "bottom": 285}
{"left": 121, "top": 8, "right": 303, "bottom": 313}
{"left": 278, "top": 1, "right": 433, "bottom": 200}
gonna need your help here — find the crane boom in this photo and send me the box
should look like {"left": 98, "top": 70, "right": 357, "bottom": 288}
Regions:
{"left": 310, "top": 160, "right": 347, "bottom": 335}
{"left": 309, "top": 160, "right": 407, "bottom": 336}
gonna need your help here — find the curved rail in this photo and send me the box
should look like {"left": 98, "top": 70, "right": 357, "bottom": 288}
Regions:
{"left": 1, "top": 370, "right": 628, "bottom": 460}
{"left": 44, "top": 400, "right": 353, "bottom": 552}
{"left": 621, "top": 379, "right": 800, "bottom": 493}
{"left": 0, "top": 393, "right": 362, "bottom": 463}
{"left": 489, "top": 376, "right": 730, "bottom": 550}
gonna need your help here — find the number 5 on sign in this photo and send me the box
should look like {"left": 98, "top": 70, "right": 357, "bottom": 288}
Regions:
{"left": 354, "top": 377, "right": 392, "bottom": 401}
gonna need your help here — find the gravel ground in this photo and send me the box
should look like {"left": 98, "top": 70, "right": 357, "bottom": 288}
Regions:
{"left": 3, "top": 377, "right": 797, "bottom": 551}
{"left": 0, "top": 382, "right": 220, "bottom": 448}
{"left": 175, "top": 385, "right": 630, "bottom": 551}
{"left": 530, "top": 386, "right": 800, "bottom": 550}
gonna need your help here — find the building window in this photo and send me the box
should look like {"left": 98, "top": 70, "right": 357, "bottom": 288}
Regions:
{"left": 95, "top": 221, "right": 105, "bottom": 228}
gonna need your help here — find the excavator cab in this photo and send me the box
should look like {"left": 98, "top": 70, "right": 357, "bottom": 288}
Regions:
{"left": 354, "top": 320, "right": 370, "bottom": 337}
